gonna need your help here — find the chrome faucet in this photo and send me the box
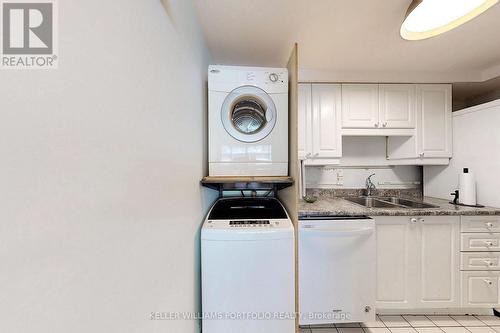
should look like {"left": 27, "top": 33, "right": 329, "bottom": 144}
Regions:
{"left": 365, "top": 173, "right": 376, "bottom": 197}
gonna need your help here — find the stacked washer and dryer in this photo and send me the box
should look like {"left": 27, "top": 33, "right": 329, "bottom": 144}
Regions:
{"left": 201, "top": 66, "right": 295, "bottom": 333}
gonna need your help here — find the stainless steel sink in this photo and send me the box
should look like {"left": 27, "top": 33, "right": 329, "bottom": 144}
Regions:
{"left": 376, "top": 197, "right": 440, "bottom": 209}
{"left": 344, "top": 196, "right": 440, "bottom": 209}
{"left": 344, "top": 197, "right": 402, "bottom": 208}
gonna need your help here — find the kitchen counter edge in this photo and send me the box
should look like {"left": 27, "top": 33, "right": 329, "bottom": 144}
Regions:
{"left": 298, "top": 196, "right": 500, "bottom": 217}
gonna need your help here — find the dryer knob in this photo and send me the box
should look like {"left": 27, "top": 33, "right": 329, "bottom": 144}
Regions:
{"left": 269, "top": 73, "right": 279, "bottom": 82}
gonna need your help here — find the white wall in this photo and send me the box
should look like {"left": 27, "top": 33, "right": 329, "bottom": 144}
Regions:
{"left": 306, "top": 137, "right": 421, "bottom": 188}
{"left": 306, "top": 166, "right": 421, "bottom": 189}
{"left": 424, "top": 100, "right": 500, "bottom": 208}
{"left": 0, "top": 1, "right": 217, "bottom": 332}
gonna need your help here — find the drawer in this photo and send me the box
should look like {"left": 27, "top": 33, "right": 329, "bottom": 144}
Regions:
{"left": 461, "top": 216, "right": 500, "bottom": 233}
{"left": 461, "top": 233, "right": 500, "bottom": 252}
{"left": 461, "top": 252, "right": 500, "bottom": 270}
{"left": 461, "top": 271, "right": 500, "bottom": 307}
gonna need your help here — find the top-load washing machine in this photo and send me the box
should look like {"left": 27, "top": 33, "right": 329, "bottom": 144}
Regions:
{"left": 201, "top": 197, "right": 295, "bottom": 333}
{"left": 208, "top": 65, "right": 288, "bottom": 176}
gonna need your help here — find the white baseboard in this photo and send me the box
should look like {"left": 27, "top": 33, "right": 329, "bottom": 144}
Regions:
{"left": 376, "top": 308, "right": 494, "bottom": 316}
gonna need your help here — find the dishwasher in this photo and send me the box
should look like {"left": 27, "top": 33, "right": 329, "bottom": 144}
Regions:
{"left": 298, "top": 215, "right": 376, "bottom": 326}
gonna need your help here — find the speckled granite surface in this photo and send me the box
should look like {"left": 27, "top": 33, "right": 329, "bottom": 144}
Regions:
{"left": 306, "top": 188, "right": 423, "bottom": 200}
{"left": 299, "top": 196, "right": 500, "bottom": 217}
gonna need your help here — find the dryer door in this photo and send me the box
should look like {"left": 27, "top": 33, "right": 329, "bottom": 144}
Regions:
{"left": 221, "top": 86, "right": 277, "bottom": 143}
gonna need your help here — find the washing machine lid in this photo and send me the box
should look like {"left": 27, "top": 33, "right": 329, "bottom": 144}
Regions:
{"left": 208, "top": 197, "right": 288, "bottom": 220}
{"left": 221, "top": 86, "right": 277, "bottom": 143}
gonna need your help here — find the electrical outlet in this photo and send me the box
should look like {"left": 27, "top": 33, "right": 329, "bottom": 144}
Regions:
{"left": 336, "top": 169, "right": 344, "bottom": 185}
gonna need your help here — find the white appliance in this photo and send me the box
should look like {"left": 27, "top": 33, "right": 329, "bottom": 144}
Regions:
{"left": 298, "top": 216, "right": 376, "bottom": 325}
{"left": 201, "top": 197, "right": 295, "bottom": 333}
{"left": 208, "top": 65, "right": 288, "bottom": 176}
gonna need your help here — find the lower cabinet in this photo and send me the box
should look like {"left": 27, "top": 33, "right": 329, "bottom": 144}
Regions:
{"left": 375, "top": 216, "right": 417, "bottom": 309}
{"left": 460, "top": 215, "right": 500, "bottom": 307}
{"left": 416, "top": 217, "right": 461, "bottom": 308}
{"left": 375, "top": 216, "right": 460, "bottom": 309}
{"left": 461, "top": 271, "right": 500, "bottom": 307}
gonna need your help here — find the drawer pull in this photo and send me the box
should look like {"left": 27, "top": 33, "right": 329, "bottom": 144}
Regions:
{"left": 486, "top": 222, "right": 494, "bottom": 228}
{"left": 484, "top": 241, "right": 494, "bottom": 247}
{"left": 484, "top": 260, "right": 494, "bottom": 266}
{"left": 484, "top": 279, "right": 493, "bottom": 285}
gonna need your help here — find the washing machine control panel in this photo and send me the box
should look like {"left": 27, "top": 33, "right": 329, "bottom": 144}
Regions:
{"left": 229, "top": 220, "right": 274, "bottom": 228}
{"left": 206, "top": 219, "right": 289, "bottom": 229}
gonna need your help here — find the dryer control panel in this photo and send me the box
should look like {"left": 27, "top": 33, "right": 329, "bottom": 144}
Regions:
{"left": 208, "top": 65, "right": 288, "bottom": 93}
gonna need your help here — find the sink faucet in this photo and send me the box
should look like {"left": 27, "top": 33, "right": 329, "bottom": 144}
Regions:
{"left": 365, "top": 173, "right": 376, "bottom": 196}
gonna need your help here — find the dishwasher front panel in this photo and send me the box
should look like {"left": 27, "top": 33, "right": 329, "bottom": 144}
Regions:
{"left": 298, "top": 218, "right": 376, "bottom": 325}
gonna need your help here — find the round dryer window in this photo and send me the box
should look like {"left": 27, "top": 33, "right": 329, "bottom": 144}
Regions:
{"left": 221, "top": 86, "right": 277, "bottom": 143}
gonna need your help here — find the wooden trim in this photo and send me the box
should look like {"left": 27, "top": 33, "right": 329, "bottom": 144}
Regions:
{"left": 281, "top": 42, "right": 300, "bottom": 333}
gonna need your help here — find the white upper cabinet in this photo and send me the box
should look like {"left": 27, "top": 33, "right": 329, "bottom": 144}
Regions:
{"left": 387, "top": 84, "right": 452, "bottom": 164}
{"left": 311, "top": 84, "right": 342, "bottom": 159}
{"left": 342, "top": 84, "right": 416, "bottom": 130}
{"left": 298, "top": 83, "right": 312, "bottom": 160}
{"left": 299, "top": 83, "right": 452, "bottom": 165}
{"left": 379, "top": 84, "right": 416, "bottom": 129}
{"left": 417, "top": 84, "right": 452, "bottom": 158}
{"left": 341, "top": 84, "right": 379, "bottom": 128}
{"left": 298, "top": 83, "right": 341, "bottom": 164}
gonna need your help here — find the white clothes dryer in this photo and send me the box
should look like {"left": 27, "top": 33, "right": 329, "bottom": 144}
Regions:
{"left": 208, "top": 65, "right": 288, "bottom": 176}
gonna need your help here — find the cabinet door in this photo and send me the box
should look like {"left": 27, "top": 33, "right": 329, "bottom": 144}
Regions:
{"left": 461, "top": 271, "right": 500, "bottom": 307}
{"left": 416, "top": 216, "right": 460, "bottom": 308}
{"left": 375, "top": 217, "right": 418, "bottom": 309}
{"left": 416, "top": 84, "right": 452, "bottom": 158}
{"left": 379, "top": 84, "right": 415, "bottom": 129}
{"left": 341, "top": 84, "right": 379, "bottom": 128}
{"left": 311, "top": 84, "right": 342, "bottom": 158}
{"left": 298, "top": 83, "right": 312, "bottom": 159}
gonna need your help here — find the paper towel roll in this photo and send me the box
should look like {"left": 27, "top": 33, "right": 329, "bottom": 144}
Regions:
{"left": 459, "top": 171, "right": 476, "bottom": 206}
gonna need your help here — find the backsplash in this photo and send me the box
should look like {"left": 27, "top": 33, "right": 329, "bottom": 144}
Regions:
{"left": 304, "top": 136, "right": 423, "bottom": 192}
{"left": 305, "top": 165, "right": 422, "bottom": 189}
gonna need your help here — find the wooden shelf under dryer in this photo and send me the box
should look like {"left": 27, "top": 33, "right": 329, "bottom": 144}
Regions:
{"left": 201, "top": 176, "right": 294, "bottom": 196}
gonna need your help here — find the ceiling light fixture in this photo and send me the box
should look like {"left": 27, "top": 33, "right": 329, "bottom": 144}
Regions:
{"left": 401, "top": 0, "right": 499, "bottom": 40}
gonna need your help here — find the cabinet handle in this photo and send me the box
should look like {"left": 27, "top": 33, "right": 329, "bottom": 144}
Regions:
{"left": 483, "top": 260, "right": 494, "bottom": 266}
{"left": 313, "top": 153, "right": 319, "bottom": 157}
{"left": 374, "top": 123, "right": 379, "bottom": 128}
{"left": 382, "top": 122, "right": 387, "bottom": 127}
{"left": 484, "top": 241, "right": 494, "bottom": 247}
{"left": 484, "top": 279, "right": 493, "bottom": 285}
{"left": 418, "top": 218, "right": 425, "bottom": 222}
{"left": 410, "top": 218, "right": 418, "bottom": 223}
{"left": 305, "top": 153, "right": 312, "bottom": 159}
{"left": 486, "top": 222, "right": 494, "bottom": 228}
{"left": 419, "top": 152, "right": 424, "bottom": 158}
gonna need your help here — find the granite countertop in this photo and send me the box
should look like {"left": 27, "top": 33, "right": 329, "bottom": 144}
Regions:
{"left": 298, "top": 196, "right": 500, "bottom": 217}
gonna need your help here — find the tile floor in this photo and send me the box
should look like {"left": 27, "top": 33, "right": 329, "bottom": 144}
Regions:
{"left": 300, "top": 315, "right": 500, "bottom": 333}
